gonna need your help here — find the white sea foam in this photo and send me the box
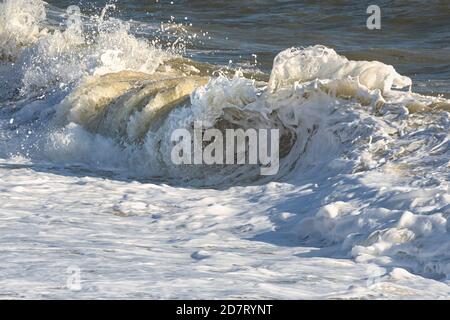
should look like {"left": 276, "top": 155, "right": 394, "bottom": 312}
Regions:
{"left": 268, "top": 45, "right": 412, "bottom": 93}
{"left": 0, "top": 0, "right": 171, "bottom": 98}
{"left": 0, "top": 0, "right": 48, "bottom": 60}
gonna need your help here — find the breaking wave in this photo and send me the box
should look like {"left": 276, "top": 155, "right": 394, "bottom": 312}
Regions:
{"left": 1, "top": 0, "right": 450, "bottom": 282}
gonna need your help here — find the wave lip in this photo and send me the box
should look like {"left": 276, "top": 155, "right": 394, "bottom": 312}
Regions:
{"left": 269, "top": 45, "right": 412, "bottom": 95}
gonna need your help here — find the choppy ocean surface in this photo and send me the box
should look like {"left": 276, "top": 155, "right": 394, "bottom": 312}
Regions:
{"left": 0, "top": 0, "right": 449, "bottom": 298}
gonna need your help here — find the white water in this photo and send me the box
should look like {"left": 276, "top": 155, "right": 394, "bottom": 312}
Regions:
{"left": 0, "top": 0, "right": 449, "bottom": 299}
